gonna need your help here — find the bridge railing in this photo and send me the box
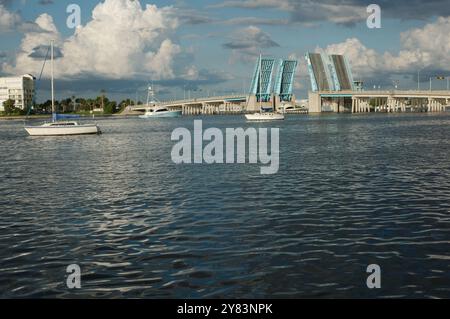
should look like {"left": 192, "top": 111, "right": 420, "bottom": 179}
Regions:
{"left": 317, "top": 90, "right": 450, "bottom": 96}
{"left": 158, "top": 95, "right": 248, "bottom": 105}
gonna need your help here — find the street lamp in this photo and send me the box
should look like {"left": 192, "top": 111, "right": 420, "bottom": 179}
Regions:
{"left": 417, "top": 69, "right": 423, "bottom": 90}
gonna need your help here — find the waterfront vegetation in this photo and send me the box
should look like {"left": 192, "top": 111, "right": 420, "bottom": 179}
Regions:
{"left": 1, "top": 96, "right": 143, "bottom": 117}
{"left": 1, "top": 99, "right": 26, "bottom": 116}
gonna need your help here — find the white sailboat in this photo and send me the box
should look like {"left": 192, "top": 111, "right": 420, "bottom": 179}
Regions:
{"left": 245, "top": 53, "right": 284, "bottom": 121}
{"left": 25, "top": 41, "right": 101, "bottom": 136}
{"left": 139, "top": 85, "right": 182, "bottom": 119}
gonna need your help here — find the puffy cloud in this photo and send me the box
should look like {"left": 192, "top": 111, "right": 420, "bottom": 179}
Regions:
{"left": 394, "top": 17, "right": 450, "bottom": 71}
{"left": 0, "top": 2, "right": 42, "bottom": 33}
{"left": 321, "top": 17, "right": 450, "bottom": 85}
{"left": 0, "top": 4, "right": 21, "bottom": 32}
{"left": 2, "top": 13, "right": 60, "bottom": 75}
{"left": 3, "top": 0, "right": 185, "bottom": 81}
{"left": 322, "top": 38, "right": 383, "bottom": 79}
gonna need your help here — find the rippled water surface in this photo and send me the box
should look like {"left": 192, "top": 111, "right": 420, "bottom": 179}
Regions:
{"left": 1, "top": 113, "right": 450, "bottom": 298}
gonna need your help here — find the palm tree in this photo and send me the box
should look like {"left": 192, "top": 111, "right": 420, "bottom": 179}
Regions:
{"left": 100, "top": 89, "right": 106, "bottom": 111}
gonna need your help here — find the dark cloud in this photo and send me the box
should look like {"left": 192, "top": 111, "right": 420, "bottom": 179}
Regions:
{"left": 38, "top": 0, "right": 54, "bottom": 5}
{"left": 170, "top": 8, "right": 216, "bottom": 25}
{"left": 222, "top": 26, "right": 279, "bottom": 63}
{"left": 28, "top": 45, "right": 63, "bottom": 60}
{"left": 369, "top": 0, "right": 450, "bottom": 20}
{"left": 214, "top": 0, "right": 450, "bottom": 26}
{"left": 223, "top": 17, "right": 289, "bottom": 26}
{"left": 223, "top": 26, "right": 279, "bottom": 50}
{"left": 33, "top": 69, "right": 231, "bottom": 102}
{"left": 179, "top": 13, "right": 215, "bottom": 25}
{"left": 0, "top": 0, "right": 13, "bottom": 7}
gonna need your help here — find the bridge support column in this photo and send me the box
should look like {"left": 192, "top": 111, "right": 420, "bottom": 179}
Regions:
{"left": 201, "top": 102, "right": 207, "bottom": 115}
{"left": 365, "top": 98, "right": 370, "bottom": 112}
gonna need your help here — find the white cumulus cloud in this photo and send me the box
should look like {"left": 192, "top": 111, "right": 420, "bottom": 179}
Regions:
{"left": 321, "top": 17, "right": 450, "bottom": 84}
{"left": 0, "top": 4, "right": 22, "bottom": 32}
{"left": 2, "top": 0, "right": 186, "bottom": 81}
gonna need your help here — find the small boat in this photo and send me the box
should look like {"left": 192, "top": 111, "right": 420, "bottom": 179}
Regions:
{"left": 25, "top": 121, "right": 100, "bottom": 136}
{"left": 139, "top": 107, "right": 182, "bottom": 118}
{"left": 25, "top": 40, "right": 101, "bottom": 136}
{"left": 245, "top": 112, "right": 284, "bottom": 121}
{"left": 244, "top": 53, "right": 284, "bottom": 122}
{"left": 139, "top": 85, "right": 182, "bottom": 119}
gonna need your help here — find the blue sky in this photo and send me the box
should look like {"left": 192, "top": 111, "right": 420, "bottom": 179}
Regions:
{"left": 1, "top": 0, "right": 450, "bottom": 102}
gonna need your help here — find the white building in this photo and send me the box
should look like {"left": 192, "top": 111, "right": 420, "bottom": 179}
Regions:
{"left": 0, "top": 74, "right": 35, "bottom": 112}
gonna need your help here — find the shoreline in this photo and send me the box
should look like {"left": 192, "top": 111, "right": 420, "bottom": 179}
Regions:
{"left": 0, "top": 113, "right": 129, "bottom": 121}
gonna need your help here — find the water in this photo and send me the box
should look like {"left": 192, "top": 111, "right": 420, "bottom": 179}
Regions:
{"left": 1, "top": 113, "right": 450, "bottom": 298}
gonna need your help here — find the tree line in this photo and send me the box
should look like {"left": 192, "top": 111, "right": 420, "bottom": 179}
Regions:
{"left": 1, "top": 95, "right": 143, "bottom": 116}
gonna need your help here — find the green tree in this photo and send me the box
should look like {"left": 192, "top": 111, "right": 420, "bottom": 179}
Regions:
{"left": 3, "top": 99, "right": 16, "bottom": 114}
{"left": 104, "top": 100, "right": 117, "bottom": 114}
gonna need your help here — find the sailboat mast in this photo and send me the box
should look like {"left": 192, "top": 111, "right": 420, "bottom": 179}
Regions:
{"left": 51, "top": 40, "right": 55, "bottom": 118}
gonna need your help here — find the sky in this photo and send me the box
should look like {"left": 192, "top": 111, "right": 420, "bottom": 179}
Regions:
{"left": 1, "top": 0, "right": 450, "bottom": 102}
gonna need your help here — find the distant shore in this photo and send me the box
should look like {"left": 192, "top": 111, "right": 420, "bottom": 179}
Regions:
{"left": 0, "top": 113, "right": 133, "bottom": 121}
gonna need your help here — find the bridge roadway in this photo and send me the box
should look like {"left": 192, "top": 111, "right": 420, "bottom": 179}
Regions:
{"left": 129, "top": 95, "right": 248, "bottom": 115}
{"left": 310, "top": 90, "right": 450, "bottom": 113}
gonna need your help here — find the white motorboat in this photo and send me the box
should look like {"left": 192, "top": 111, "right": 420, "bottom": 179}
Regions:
{"left": 244, "top": 53, "right": 285, "bottom": 122}
{"left": 24, "top": 40, "right": 101, "bottom": 137}
{"left": 139, "top": 85, "right": 182, "bottom": 119}
{"left": 245, "top": 112, "right": 285, "bottom": 121}
{"left": 25, "top": 121, "right": 100, "bottom": 136}
{"left": 139, "top": 107, "right": 182, "bottom": 118}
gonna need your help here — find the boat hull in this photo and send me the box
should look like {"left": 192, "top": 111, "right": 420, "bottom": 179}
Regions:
{"left": 139, "top": 110, "right": 182, "bottom": 118}
{"left": 25, "top": 124, "right": 101, "bottom": 136}
{"left": 245, "top": 113, "right": 285, "bottom": 121}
